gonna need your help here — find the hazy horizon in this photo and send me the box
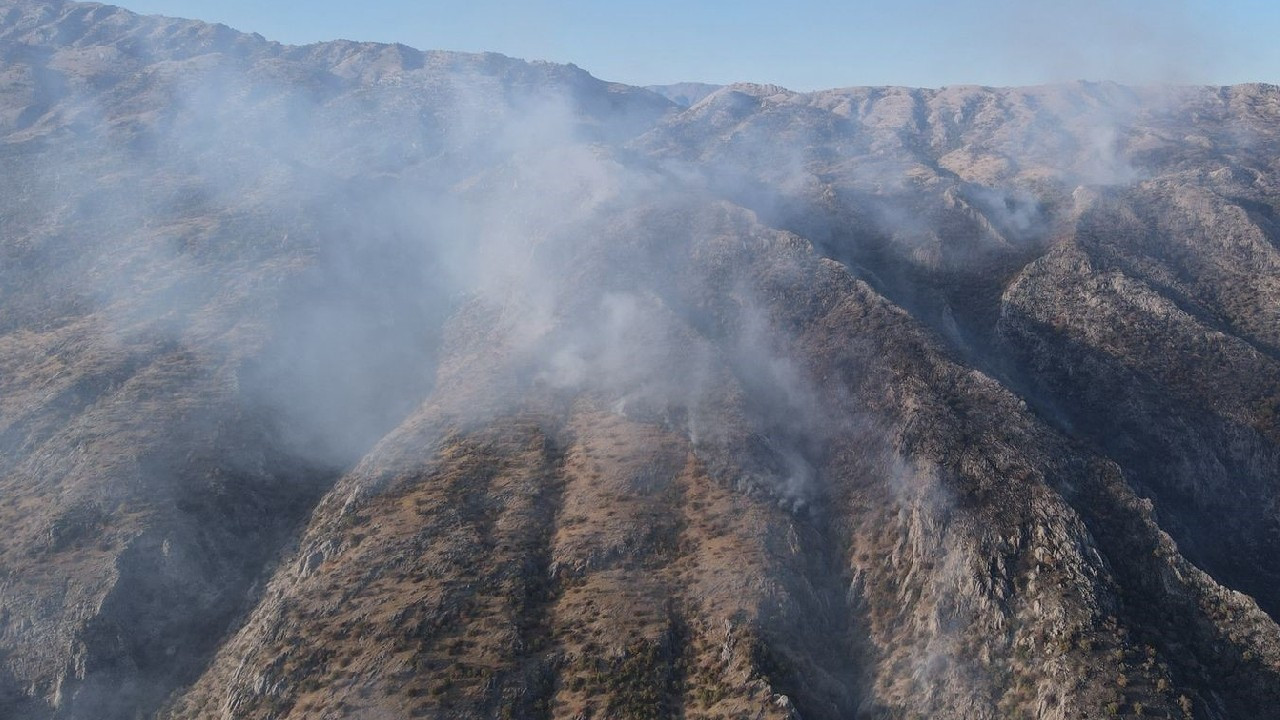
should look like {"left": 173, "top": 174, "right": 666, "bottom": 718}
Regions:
{"left": 111, "top": 0, "right": 1277, "bottom": 92}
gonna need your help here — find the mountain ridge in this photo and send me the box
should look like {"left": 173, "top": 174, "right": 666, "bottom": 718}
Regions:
{"left": 1, "top": 2, "right": 1279, "bottom": 719}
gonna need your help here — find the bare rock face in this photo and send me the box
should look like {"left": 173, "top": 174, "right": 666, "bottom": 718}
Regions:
{"left": 1, "top": 2, "right": 1279, "bottom": 719}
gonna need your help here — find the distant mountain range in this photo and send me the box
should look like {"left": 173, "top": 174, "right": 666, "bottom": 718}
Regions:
{"left": 2, "top": 1, "right": 1280, "bottom": 719}
{"left": 644, "top": 82, "right": 722, "bottom": 107}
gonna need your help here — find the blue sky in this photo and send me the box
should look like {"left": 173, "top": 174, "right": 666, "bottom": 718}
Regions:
{"left": 119, "top": 0, "right": 1278, "bottom": 91}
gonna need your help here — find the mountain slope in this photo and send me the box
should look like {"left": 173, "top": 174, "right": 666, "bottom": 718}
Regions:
{"left": 0, "top": 2, "right": 1278, "bottom": 719}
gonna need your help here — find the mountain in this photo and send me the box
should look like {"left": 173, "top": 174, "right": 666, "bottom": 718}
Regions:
{"left": 1, "top": 2, "right": 1279, "bottom": 719}
{"left": 644, "top": 82, "right": 722, "bottom": 107}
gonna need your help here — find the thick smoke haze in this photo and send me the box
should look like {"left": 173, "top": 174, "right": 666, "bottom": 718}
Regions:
{"left": 0, "top": 0, "right": 1224, "bottom": 560}
{"left": 0, "top": 4, "right": 887, "bottom": 547}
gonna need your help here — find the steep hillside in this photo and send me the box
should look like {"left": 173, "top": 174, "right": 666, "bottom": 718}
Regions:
{"left": 1, "top": 2, "right": 1278, "bottom": 719}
